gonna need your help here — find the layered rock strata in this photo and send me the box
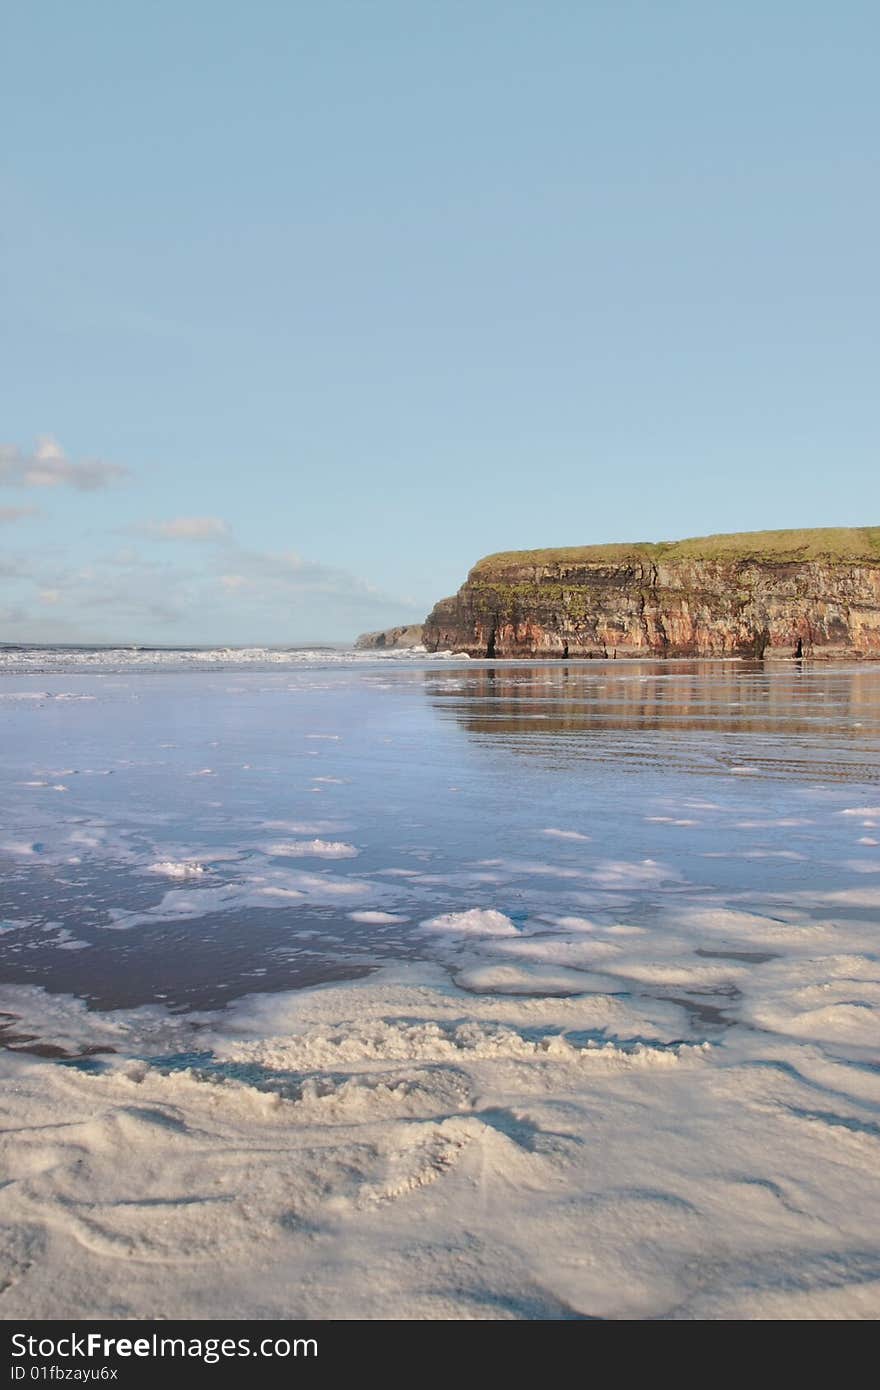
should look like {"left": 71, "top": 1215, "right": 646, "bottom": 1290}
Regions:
{"left": 423, "top": 529, "right": 880, "bottom": 659}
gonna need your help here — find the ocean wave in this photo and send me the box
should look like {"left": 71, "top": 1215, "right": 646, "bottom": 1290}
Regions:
{"left": 0, "top": 644, "right": 459, "bottom": 674}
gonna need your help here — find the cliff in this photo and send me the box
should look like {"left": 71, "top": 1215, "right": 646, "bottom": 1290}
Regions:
{"left": 355, "top": 623, "right": 424, "bottom": 651}
{"left": 423, "top": 528, "right": 880, "bottom": 659}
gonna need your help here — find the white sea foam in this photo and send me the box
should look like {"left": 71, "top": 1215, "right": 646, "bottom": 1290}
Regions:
{"left": 0, "top": 959, "right": 877, "bottom": 1320}
{"left": 494, "top": 937, "right": 622, "bottom": 967}
{"left": 0, "top": 646, "right": 459, "bottom": 674}
{"left": 539, "top": 914, "right": 603, "bottom": 932}
{"left": 645, "top": 816, "right": 700, "bottom": 826}
{"left": 147, "top": 861, "right": 207, "bottom": 879}
{"left": 477, "top": 858, "right": 586, "bottom": 880}
{"left": 47, "top": 928, "right": 91, "bottom": 951}
{"left": 454, "top": 961, "right": 596, "bottom": 994}
{"left": 589, "top": 859, "right": 681, "bottom": 888}
{"left": 258, "top": 871, "right": 377, "bottom": 901}
{"left": 420, "top": 908, "right": 520, "bottom": 937}
{"left": 741, "top": 954, "right": 880, "bottom": 1046}
{"left": 266, "top": 839, "right": 360, "bottom": 859}
{"left": 105, "top": 865, "right": 387, "bottom": 928}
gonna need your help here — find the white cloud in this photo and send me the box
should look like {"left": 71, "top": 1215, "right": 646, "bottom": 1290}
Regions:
{"left": 220, "top": 548, "right": 421, "bottom": 614}
{"left": 0, "top": 437, "right": 127, "bottom": 490}
{"left": 146, "top": 516, "right": 230, "bottom": 541}
{"left": 2, "top": 529, "right": 422, "bottom": 644}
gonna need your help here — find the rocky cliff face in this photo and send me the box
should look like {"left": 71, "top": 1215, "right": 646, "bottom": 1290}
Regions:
{"left": 355, "top": 623, "right": 424, "bottom": 651}
{"left": 423, "top": 529, "right": 880, "bottom": 659}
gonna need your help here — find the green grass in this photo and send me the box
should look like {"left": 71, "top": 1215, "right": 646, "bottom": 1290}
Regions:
{"left": 472, "top": 527, "right": 880, "bottom": 575}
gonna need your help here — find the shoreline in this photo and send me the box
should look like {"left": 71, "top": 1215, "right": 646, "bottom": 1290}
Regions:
{"left": 1, "top": 946, "right": 878, "bottom": 1319}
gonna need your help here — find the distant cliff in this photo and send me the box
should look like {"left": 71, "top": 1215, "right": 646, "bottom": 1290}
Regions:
{"left": 355, "top": 623, "right": 424, "bottom": 651}
{"left": 423, "top": 528, "right": 880, "bottom": 659}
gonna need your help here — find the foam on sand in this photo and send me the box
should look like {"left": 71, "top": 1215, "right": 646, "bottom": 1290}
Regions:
{"left": 266, "top": 839, "right": 360, "bottom": 859}
{"left": 589, "top": 858, "right": 682, "bottom": 888}
{"left": 147, "top": 861, "right": 207, "bottom": 879}
{"left": 420, "top": 908, "right": 520, "bottom": 937}
{"left": 1, "top": 960, "right": 879, "bottom": 1320}
{"left": 103, "top": 865, "right": 388, "bottom": 929}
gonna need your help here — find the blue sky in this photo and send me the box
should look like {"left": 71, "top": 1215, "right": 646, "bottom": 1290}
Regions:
{"left": 2, "top": 2, "right": 878, "bottom": 644}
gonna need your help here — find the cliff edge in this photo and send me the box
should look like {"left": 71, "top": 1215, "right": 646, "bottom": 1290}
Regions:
{"left": 423, "top": 527, "right": 880, "bottom": 659}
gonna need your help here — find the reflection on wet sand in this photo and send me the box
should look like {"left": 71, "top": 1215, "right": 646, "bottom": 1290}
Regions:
{"left": 425, "top": 660, "right": 880, "bottom": 780}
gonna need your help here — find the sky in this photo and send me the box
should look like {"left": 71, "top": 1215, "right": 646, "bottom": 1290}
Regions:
{"left": 2, "top": 2, "right": 878, "bottom": 645}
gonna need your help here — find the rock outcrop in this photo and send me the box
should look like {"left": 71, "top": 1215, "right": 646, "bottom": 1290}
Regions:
{"left": 355, "top": 623, "right": 424, "bottom": 651}
{"left": 423, "top": 528, "right": 880, "bottom": 659}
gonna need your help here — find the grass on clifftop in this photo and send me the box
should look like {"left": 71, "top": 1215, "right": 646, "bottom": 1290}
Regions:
{"left": 472, "top": 527, "right": 880, "bottom": 574}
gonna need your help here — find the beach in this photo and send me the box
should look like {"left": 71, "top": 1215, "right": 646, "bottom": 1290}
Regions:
{"left": 1, "top": 651, "right": 879, "bottom": 1318}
